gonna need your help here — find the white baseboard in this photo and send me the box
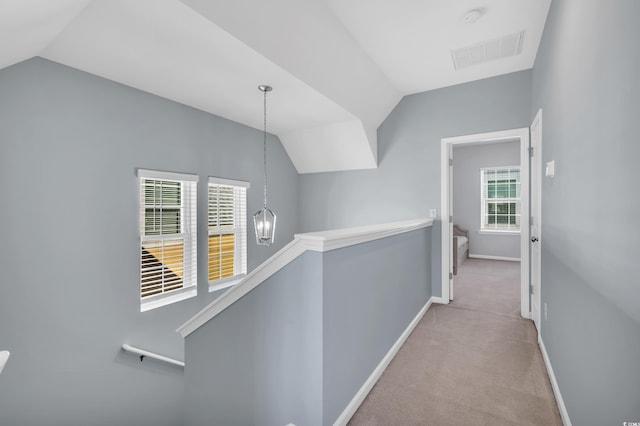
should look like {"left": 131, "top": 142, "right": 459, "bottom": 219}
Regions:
{"left": 333, "top": 297, "right": 434, "bottom": 426}
{"left": 538, "top": 335, "right": 572, "bottom": 426}
{"left": 431, "top": 296, "right": 449, "bottom": 304}
{"left": 469, "top": 254, "right": 521, "bottom": 262}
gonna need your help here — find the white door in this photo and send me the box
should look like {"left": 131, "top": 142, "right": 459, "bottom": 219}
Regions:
{"left": 530, "top": 109, "right": 542, "bottom": 331}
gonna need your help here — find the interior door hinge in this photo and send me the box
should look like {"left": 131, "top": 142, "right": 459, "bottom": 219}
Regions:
{"left": 449, "top": 158, "right": 453, "bottom": 166}
{"left": 449, "top": 215, "right": 453, "bottom": 222}
{"left": 529, "top": 147, "right": 534, "bottom": 157}
{"left": 530, "top": 285, "right": 534, "bottom": 295}
{"left": 449, "top": 272, "right": 453, "bottom": 280}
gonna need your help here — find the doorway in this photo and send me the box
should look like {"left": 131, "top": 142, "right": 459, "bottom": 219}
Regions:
{"left": 440, "top": 128, "right": 531, "bottom": 318}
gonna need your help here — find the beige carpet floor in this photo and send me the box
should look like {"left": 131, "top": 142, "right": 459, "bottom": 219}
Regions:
{"left": 348, "top": 259, "right": 562, "bottom": 426}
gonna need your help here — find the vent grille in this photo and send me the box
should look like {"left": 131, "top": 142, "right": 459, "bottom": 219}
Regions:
{"left": 451, "top": 31, "right": 525, "bottom": 70}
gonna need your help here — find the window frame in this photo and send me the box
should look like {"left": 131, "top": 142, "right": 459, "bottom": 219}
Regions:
{"left": 138, "top": 169, "right": 198, "bottom": 312}
{"left": 208, "top": 177, "right": 250, "bottom": 292}
{"left": 480, "top": 166, "right": 521, "bottom": 234}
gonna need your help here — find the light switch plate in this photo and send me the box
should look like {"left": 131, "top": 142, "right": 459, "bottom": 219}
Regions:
{"left": 0, "top": 351, "right": 9, "bottom": 375}
{"left": 545, "top": 160, "right": 555, "bottom": 177}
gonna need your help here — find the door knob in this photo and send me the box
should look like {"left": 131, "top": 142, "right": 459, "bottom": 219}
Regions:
{"left": 531, "top": 237, "right": 539, "bottom": 242}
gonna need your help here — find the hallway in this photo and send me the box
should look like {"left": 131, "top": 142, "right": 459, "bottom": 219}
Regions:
{"left": 349, "top": 259, "right": 562, "bottom": 425}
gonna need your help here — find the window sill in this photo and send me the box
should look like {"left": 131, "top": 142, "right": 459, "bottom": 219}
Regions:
{"left": 209, "top": 274, "right": 246, "bottom": 293}
{"left": 478, "top": 230, "right": 520, "bottom": 236}
{"left": 141, "top": 286, "right": 197, "bottom": 312}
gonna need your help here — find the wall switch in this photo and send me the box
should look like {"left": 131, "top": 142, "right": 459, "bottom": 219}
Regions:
{"left": 545, "top": 160, "right": 555, "bottom": 177}
{"left": 0, "top": 351, "right": 9, "bottom": 375}
{"left": 429, "top": 208, "right": 438, "bottom": 219}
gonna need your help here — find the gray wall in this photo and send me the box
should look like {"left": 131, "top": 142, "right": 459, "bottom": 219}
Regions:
{"left": 185, "top": 252, "right": 324, "bottom": 426}
{"left": 323, "top": 227, "right": 431, "bottom": 423}
{"left": 299, "top": 70, "right": 532, "bottom": 297}
{"left": 0, "top": 58, "right": 298, "bottom": 426}
{"left": 532, "top": 0, "right": 640, "bottom": 425}
{"left": 452, "top": 141, "right": 520, "bottom": 259}
{"left": 184, "top": 226, "right": 431, "bottom": 425}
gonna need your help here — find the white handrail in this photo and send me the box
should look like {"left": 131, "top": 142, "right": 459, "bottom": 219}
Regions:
{"left": 121, "top": 344, "right": 185, "bottom": 368}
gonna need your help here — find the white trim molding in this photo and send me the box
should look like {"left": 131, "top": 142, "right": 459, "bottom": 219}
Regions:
{"left": 538, "top": 335, "right": 572, "bottom": 426}
{"left": 141, "top": 286, "right": 197, "bottom": 313}
{"left": 296, "top": 219, "right": 431, "bottom": 252}
{"left": 477, "top": 230, "right": 520, "bottom": 236}
{"left": 177, "top": 219, "right": 433, "bottom": 337}
{"left": 441, "top": 127, "right": 530, "bottom": 318}
{"left": 207, "top": 176, "right": 250, "bottom": 188}
{"left": 468, "top": 254, "right": 521, "bottom": 262}
{"left": 137, "top": 168, "right": 199, "bottom": 182}
{"left": 333, "top": 297, "right": 434, "bottom": 426}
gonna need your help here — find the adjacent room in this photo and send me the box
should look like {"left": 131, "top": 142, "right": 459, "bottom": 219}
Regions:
{"left": 452, "top": 140, "right": 522, "bottom": 314}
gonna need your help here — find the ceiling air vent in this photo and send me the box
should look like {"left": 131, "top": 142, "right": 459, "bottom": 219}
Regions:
{"left": 451, "top": 30, "right": 525, "bottom": 70}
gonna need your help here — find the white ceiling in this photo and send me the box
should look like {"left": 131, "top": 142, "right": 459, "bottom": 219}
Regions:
{"left": 327, "top": 0, "right": 551, "bottom": 94}
{"left": 0, "top": 0, "right": 551, "bottom": 173}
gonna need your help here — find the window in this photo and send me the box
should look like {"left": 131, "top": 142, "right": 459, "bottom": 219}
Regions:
{"left": 481, "top": 166, "right": 521, "bottom": 232}
{"left": 208, "top": 177, "right": 249, "bottom": 291}
{"left": 138, "top": 169, "right": 198, "bottom": 312}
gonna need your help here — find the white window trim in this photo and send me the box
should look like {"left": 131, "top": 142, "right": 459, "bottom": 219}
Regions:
{"left": 208, "top": 177, "right": 249, "bottom": 292}
{"left": 480, "top": 165, "right": 521, "bottom": 233}
{"left": 139, "top": 286, "right": 197, "bottom": 312}
{"left": 478, "top": 229, "right": 521, "bottom": 235}
{"left": 208, "top": 176, "right": 250, "bottom": 188}
{"left": 138, "top": 169, "right": 198, "bottom": 312}
{"left": 138, "top": 169, "right": 199, "bottom": 183}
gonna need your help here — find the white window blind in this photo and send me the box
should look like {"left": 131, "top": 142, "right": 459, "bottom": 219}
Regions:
{"left": 208, "top": 177, "right": 249, "bottom": 291}
{"left": 481, "top": 166, "right": 521, "bottom": 232}
{"left": 138, "top": 169, "right": 198, "bottom": 311}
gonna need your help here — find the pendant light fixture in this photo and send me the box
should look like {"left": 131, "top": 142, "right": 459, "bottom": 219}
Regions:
{"left": 253, "top": 84, "right": 276, "bottom": 246}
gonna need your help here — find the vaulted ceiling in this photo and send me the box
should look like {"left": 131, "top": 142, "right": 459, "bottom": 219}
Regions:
{"left": 0, "top": 0, "right": 551, "bottom": 173}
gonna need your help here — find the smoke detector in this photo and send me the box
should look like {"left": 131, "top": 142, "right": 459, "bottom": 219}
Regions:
{"left": 462, "top": 9, "right": 484, "bottom": 24}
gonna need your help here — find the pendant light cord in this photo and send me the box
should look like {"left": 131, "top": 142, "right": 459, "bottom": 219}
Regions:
{"left": 263, "top": 87, "right": 268, "bottom": 209}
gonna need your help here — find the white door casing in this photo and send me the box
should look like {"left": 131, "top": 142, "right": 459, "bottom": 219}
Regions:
{"left": 440, "top": 128, "right": 531, "bottom": 318}
{"left": 440, "top": 141, "right": 454, "bottom": 301}
{"left": 530, "top": 109, "right": 542, "bottom": 331}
